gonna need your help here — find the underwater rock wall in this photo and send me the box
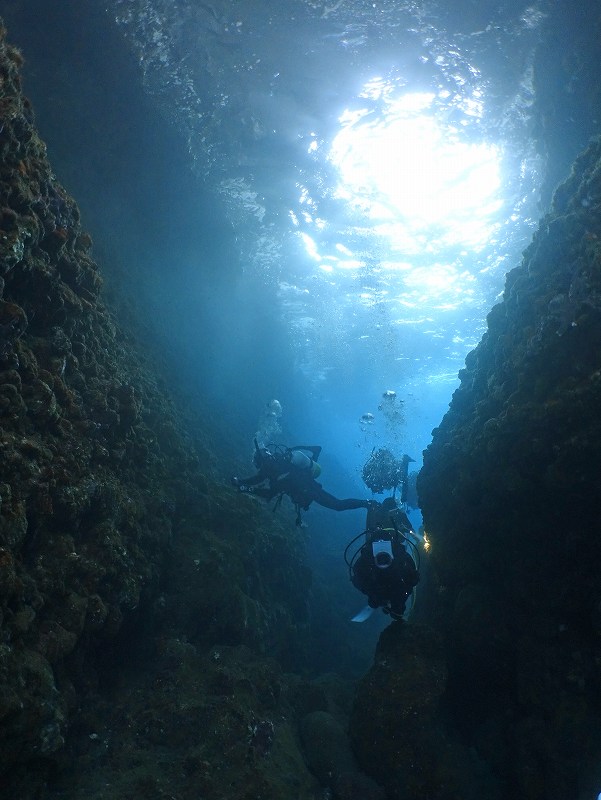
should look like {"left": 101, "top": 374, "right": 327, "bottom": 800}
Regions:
{"left": 0, "top": 21, "right": 313, "bottom": 795}
{"left": 0, "top": 20, "right": 190, "bottom": 782}
{"left": 417, "top": 138, "right": 601, "bottom": 798}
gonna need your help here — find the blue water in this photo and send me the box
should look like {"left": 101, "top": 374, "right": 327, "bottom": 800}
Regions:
{"left": 103, "top": 0, "right": 545, "bottom": 488}
{"left": 6, "top": 0, "right": 550, "bottom": 572}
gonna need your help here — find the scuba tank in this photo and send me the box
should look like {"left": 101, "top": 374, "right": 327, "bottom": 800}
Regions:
{"left": 255, "top": 441, "right": 321, "bottom": 477}
{"left": 273, "top": 444, "right": 322, "bottom": 525}
{"left": 289, "top": 448, "right": 321, "bottom": 478}
{"left": 290, "top": 449, "right": 312, "bottom": 470}
{"left": 290, "top": 447, "right": 321, "bottom": 478}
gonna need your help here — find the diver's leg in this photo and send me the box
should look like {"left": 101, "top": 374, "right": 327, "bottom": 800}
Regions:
{"left": 312, "top": 486, "right": 368, "bottom": 511}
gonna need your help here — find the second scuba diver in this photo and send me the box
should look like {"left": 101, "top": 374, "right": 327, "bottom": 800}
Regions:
{"left": 232, "top": 440, "right": 369, "bottom": 525}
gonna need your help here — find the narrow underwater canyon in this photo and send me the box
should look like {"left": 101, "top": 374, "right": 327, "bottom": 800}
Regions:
{"left": 1, "top": 3, "right": 601, "bottom": 799}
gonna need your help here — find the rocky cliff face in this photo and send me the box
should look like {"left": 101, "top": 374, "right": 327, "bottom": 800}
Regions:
{"left": 0, "top": 22, "right": 319, "bottom": 797}
{"left": 416, "top": 137, "right": 601, "bottom": 798}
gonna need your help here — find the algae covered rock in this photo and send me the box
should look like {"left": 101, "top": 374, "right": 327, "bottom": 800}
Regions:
{"left": 349, "top": 622, "right": 496, "bottom": 799}
{"left": 300, "top": 709, "right": 385, "bottom": 799}
{"left": 0, "top": 17, "right": 311, "bottom": 795}
{"left": 350, "top": 623, "right": 446, "bottom": 796}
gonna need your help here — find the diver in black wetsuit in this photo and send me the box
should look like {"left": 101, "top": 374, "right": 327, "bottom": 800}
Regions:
{"left": 232, "top": 440, "right": 369, "bottom": 523}
{"left": 347, "top": 496, "right": 420, "bottom": 621}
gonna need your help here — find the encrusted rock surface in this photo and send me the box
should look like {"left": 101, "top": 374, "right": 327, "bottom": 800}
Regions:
{"left": 417, "top": 137, "right": 601, "bottom": 798}
{"left": 348, "top": 621, "right": 498, "bottom": 800}
{"left": 0, "top": 21, "right": 318, "bottom": 797}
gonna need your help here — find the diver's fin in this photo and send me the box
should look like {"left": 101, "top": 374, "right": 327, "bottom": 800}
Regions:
{"left": 351, "top": 605, "right": 375, "bottom": 623}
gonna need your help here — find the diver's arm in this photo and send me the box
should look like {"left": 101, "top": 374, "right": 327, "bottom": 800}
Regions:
{"left": 237, "top": 471, "right": 267, "bottom": 487}
{"left": 311, "top": 485, "right": 367, "bottom": 511}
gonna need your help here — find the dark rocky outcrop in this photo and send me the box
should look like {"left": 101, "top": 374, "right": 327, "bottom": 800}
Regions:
{"left": 417, "top": 137, "right": 601, "bottom": 798}
{"left": 349, "top": 621, "right": 500, "bottom": 800}
{"left": 300, "top": 709, "right": 385, "bottom": 799}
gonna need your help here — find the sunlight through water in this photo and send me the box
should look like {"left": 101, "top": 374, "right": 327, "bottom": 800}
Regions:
{"left": 328, "top": 88, "right": 503, "bottom": 293}
{"left": 285, "top": 75, "right": 516, "bottom": 413}
{"left": 108, "top": 0, "right": 545, "bottom": 479}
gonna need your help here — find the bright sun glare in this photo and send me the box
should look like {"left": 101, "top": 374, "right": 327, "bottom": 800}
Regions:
{"left": 330, "top": 91, "right": 502, "bottom": 252}
{"left": 292, "top": 86, "right": 505, "bottom": 313}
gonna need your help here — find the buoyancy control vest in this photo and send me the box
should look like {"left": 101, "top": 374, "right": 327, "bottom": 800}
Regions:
{"left": 254, "top": 440, "right": 322, "bottom": 480}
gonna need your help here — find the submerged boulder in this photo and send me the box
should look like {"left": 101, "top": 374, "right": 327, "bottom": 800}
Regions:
{"left": 300, "top": 709, "right": 385, "bottom": 799}
{"left": 349, "top": 621, "right": 495, "bottom": 799}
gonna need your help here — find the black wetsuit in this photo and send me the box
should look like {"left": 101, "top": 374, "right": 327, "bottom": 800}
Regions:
{"left": 351, "top": 500, "right": 419, "bottom": 617}
{"left": 238, "top": 448, "right": 367, "bottom": 512}
{"left": 351, "top": 536, "right": 418, "bottom": 617}
{"left": 253, "top": 471, "right": 367, "bottom": 512}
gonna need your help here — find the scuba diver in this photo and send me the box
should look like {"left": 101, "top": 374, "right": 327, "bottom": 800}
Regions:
{"left": 232, "top": 440, "right": 369, "bottom": 525}
{"left": 346, "top": 495, "right": 420, "bottom": 622}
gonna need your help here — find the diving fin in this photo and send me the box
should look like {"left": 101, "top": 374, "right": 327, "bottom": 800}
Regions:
{"left": 351, "top": 605, "right": 375, "bottom": 623}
